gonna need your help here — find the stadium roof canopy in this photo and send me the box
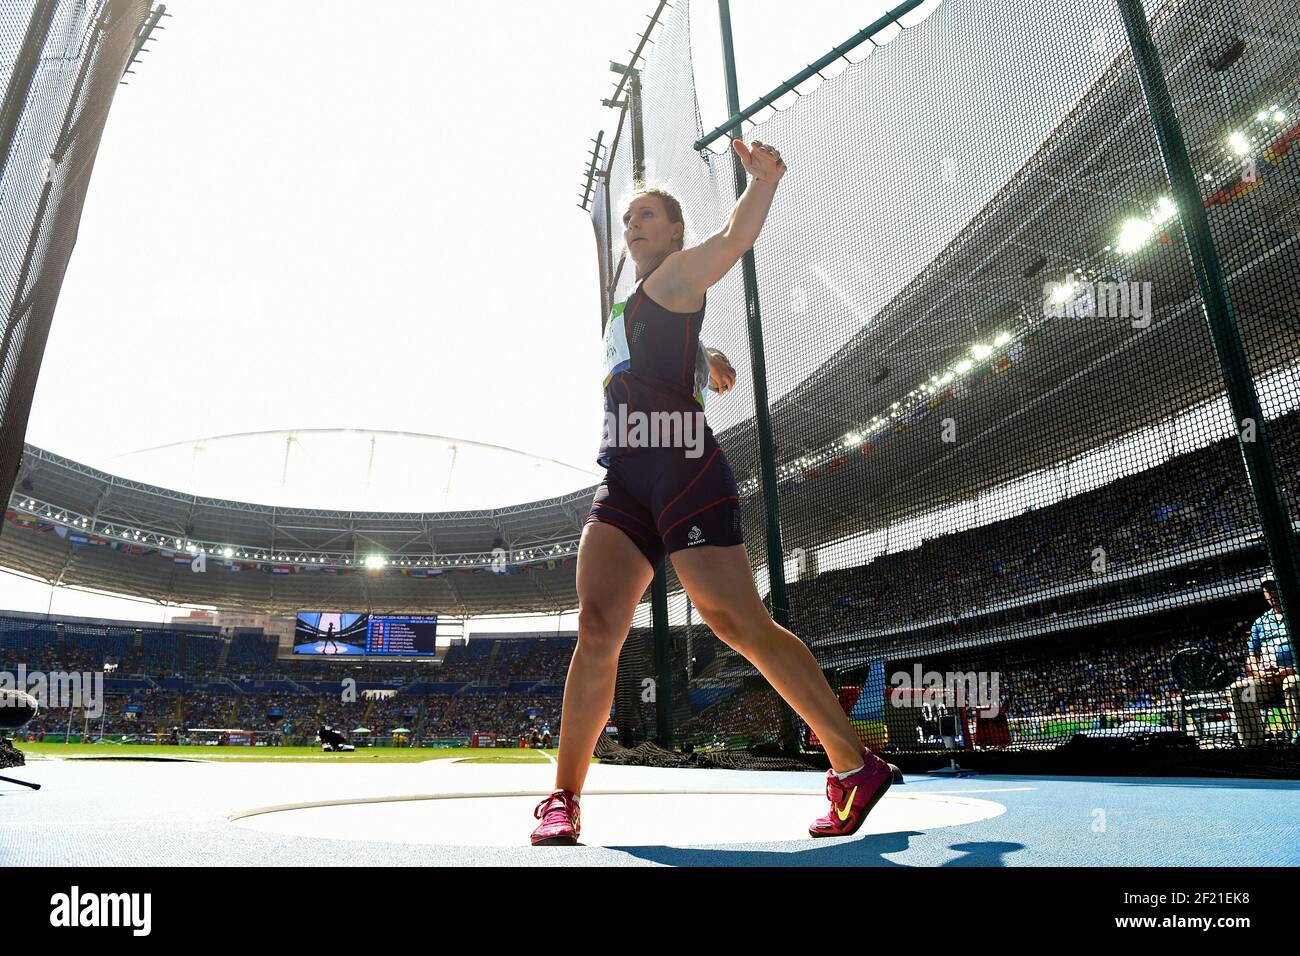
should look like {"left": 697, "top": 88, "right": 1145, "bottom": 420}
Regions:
{"left": 3, "top": 437, "right": 596, "bottom": 617}
{"left": 104, "top": 428, "right": 601, "bottom": 514}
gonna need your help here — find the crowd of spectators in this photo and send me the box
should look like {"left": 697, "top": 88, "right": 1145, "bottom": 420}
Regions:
{"left": 680, "top": 609, "right": 1274, "bottom": 748}
{"left": 679, "top": 681, "right": 786, "bottom": 744}
{"left": 788, "top": 411, "right": 1297, "bottom": 636}
{"left": 8, "top": 630, "right": 571, "bottom": 742}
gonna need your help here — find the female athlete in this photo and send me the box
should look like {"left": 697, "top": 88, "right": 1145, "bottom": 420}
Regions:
{"left": 531, "top": 139, "right": 894, "bottom": 844}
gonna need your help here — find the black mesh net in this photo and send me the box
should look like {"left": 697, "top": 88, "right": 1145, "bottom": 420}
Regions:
{"left": 591, "top": 0, "right": 1300, "bottom": 770}
{"left": 0, "top": 736, "right": 24, "bottom": 769}
{"left": 0, "top": 0, "right": 149, "bottom": 512}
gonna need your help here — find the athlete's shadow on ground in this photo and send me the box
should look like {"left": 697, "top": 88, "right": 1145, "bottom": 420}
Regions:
{"left": 605, "top": 832, "right": 1025, "bottom": 866}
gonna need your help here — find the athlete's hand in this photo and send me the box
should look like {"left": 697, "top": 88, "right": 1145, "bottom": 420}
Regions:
{"left": 706, "top": 347, "right": 736, "bottom": 394}
{"left": 732, "top": 139, "right": 786, "bottom": 183}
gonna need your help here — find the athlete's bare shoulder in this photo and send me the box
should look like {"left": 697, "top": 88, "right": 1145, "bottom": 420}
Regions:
{"left": 644, "top": 252, "right": 706, "bottom": 314}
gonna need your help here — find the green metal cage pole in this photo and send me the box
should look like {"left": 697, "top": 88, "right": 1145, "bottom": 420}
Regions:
{"left": 625, "top": 65, "right": 675, "bottom": 747}
{"left": 651, "top": 561, "right": 673, "bottom": 745}
{"left": 716, "top": 0, "right": 799, "bottom": 754}
{"left": 693, "top": 0, "right": 922, "bottom": 153}
{"left": 1118, "top": 0, "right": 1299, "bottom": 644}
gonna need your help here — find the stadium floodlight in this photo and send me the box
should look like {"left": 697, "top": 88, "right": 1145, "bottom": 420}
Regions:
{"left": 971, "top": 343, "right": 993, "bottom": 360}
{"left": 1115, "top": 216, "right": 1155, "bottom": 253}
{"left": 1151, "top": 195, "right": 1177, "bottom": 225}
{"left": 1227, "top": 131, "right": 1250, "bottom": 155}
{"left": 994, "top": 332, "right": 1012, "bottom": 347}
{"left": 955, "top": 359, "right": 973, "bottom": 373}
{"left": 1048, "top": 277, "right": 1076, "bottom": 304}
{"left": 365, "top": 554, "right": 385, "bottom": 569}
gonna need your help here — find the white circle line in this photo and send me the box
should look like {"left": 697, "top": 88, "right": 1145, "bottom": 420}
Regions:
{"left": 227, "top": 788, "right": 983, "bottom": 824}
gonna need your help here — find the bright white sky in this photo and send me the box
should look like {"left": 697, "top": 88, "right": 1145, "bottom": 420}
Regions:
{"left": 4, "top": 0, "right": 897, "bottom": 624}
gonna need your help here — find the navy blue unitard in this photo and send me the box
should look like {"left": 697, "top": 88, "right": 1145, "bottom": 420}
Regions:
{"left": 589, "top": 265, "right": 743, "bottom": 569}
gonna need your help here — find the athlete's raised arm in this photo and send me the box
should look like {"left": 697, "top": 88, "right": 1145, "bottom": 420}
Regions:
{"left": 670, "top": 139, "right": 787, "bottom": 296}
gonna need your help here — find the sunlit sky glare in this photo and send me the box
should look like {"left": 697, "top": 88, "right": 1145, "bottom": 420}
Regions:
{"left": 5, "top": 0, "right": 897, "bottom": 624}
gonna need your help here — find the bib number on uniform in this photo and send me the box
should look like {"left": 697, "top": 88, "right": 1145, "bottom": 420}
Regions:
{"left": 602, "top": 300, "right": 631, "bottom": 388}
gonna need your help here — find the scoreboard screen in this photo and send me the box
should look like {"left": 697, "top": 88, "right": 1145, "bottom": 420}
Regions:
{"left": 294, "top": 612, "right": 438, "bottom": 656}
{"left": 364, "top": 614, "right": 439, "bottom": 656}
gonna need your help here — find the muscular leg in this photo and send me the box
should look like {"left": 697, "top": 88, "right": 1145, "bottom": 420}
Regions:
{"left": 670, "top": 542, "right": 866, "bottom": 773}
{"left": 553, "top": 520, "right": 654, "bottom": 795}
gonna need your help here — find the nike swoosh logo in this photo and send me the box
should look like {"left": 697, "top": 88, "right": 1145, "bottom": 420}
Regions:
{"left": 835, "top": 785, "right": 858, "bottom": 821}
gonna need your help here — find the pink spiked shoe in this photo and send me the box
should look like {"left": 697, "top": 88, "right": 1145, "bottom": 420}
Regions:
{"left": 808, "top": 749, "right": 893, "bottom": 838}
{"left": 531, "top": 788, "right": 581, "bottom": 845}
